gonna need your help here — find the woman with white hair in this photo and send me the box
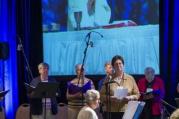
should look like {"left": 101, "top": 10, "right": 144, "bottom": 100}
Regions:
{"left": 77, "top": 89, "right": 100, "bottom": 119}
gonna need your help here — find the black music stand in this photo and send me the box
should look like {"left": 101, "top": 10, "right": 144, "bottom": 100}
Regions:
{"left": 0, "top": 90, "right": 9, "bottom": 112}
{"left": 175, "top": 98, "right": 179, "bottom": 108}
{"left": 26, "top": 82, "right": 58, "bottom": 119}
{"left": 0, "top": 90, "right": 9, "bottom": 99}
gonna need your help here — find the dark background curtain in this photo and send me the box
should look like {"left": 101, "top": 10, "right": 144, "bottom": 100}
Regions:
{"left": 16, "top": 0, "right": 43, "bottom": 105}
{"left": 0, "top": 0, "right": 179, "bottom": 118}
{"left": 160, "top": 0, "right": 179, "bottom": 110}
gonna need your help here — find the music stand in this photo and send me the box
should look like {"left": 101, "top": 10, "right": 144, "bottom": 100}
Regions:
{"left": 0, "top": 90, "right": 9, "bottom": 112}
{"left": 123, "top": 101, "right": 145, "bottom": 119}
{"left": 0, "top": 90, "right": 9, "bottom": 99}
{"left": 26, "top": 82, "right": 58, "bottom": 119}
{"left": 175, "top": 98, "right": 179, "bottom": 108}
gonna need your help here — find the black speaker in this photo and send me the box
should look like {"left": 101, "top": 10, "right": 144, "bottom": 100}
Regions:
{"left": 0, "top": 42, "right": 9, "bottom": 60}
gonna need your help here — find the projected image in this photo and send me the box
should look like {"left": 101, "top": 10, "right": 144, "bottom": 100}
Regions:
{"left": 42, "top": 0, "right": 159, "bottom": 75}
{"left": 42, "top": 0, "right": 67, "bottom": 32}
{"left": 68, "top": 0, "right": 111, "bottom": 30}
{"left": 42, "top": 0, "right": 159, "bottom": 31}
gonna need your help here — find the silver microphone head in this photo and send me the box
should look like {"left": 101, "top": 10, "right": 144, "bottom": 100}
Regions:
{"left": 109, "top": 75, "right": 112, "bottom": 80}
{"left": 17, "top": 44, "right": 22, "bottom": 51}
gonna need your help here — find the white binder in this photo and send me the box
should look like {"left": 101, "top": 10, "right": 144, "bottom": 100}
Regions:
{"left": 122, "top": 101, "right": 145, "bottom": 119}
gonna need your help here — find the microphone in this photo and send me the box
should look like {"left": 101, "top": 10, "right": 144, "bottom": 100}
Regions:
{"left": 16, "top": 35, "right": 23, "bottom": 51}
{"left": 107, "top": 75, "right": 112, "bottom": 81}
{"left": 90, "top": 41, "right": 93, "bottom": 47}
{"left": 86, "top": 41, "right": 94, "bottom": 47}
{"left": 17, "top": 44, "right": 22, "bottom": 51}
{"left": 104, "top": 75, "right": 113, "bottom": 85}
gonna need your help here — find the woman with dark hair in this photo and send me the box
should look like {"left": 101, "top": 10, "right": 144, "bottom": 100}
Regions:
{"left": 100, "top": 55, "right": 140, "bottom": 119}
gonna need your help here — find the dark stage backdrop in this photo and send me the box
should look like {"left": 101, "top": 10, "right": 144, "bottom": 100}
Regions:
{"left": 17, "top": 0, "right": 179, "bottom": 114}
{"left": 0, "top": 0, "right": 178, "bottom": 118}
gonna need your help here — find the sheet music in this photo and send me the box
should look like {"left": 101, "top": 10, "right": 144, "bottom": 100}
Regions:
{"left": 114, "top": 87, "right": 128, "bottom": 99}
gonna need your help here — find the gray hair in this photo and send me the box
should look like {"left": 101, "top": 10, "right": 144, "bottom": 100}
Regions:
{"left": 144, "top": 67, "right": 155, "bottom": 74}
{"left": 75, "top": 64, "right": 82, "bottom": 70}
{"left": 85, "top": 89, "right": 100, "bottom": 103}
{"left": 38, "top": 62, "right": 49, "bottom": 70}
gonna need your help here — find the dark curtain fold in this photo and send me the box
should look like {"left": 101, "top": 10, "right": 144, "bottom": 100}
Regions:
{"left": 16, "top": 0, "right": 43, "bottom": 104}
{"left": 0, "top": 0, "right": 18, "bottom": 119}
{"left": 160, "top": 0, "right": 179, "bottom": 111}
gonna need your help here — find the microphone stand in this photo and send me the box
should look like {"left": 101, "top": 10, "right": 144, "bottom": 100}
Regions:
{"left": 77, "top": 31, "right": 103, "bottom": 105}
{"left": 17, "top": 36, "right": 34, "bottom": 83}
{"left": 104, "top": 78, "right": 121, "bottom": 119}
{"left": 161, "top": 99, "right": 176, "bottom": 110}
{"left": 77, "top": 32, "right": 93, "bottom": 105}
{"left": 161, "top": 99, "right": 177, "bottom": 116}
{"left": 17, "top": 35, "right": 33, "bottom": 119}
{"left": 79, "top": 31, "right": 103, "bottom": 72}
{"left": 161, "top": 99, "right": 177, "bottom": 119}
{"left": 105, "top": 76, "right": 112, "bottom": 119}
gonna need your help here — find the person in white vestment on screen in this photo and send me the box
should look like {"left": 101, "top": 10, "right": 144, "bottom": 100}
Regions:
{"left": 68, "top": 0, "right": 111, "bottom": 30}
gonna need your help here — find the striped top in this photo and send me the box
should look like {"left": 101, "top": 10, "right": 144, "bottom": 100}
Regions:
{"left": 67, "top": 77, "right": 95, "bottom": 107}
